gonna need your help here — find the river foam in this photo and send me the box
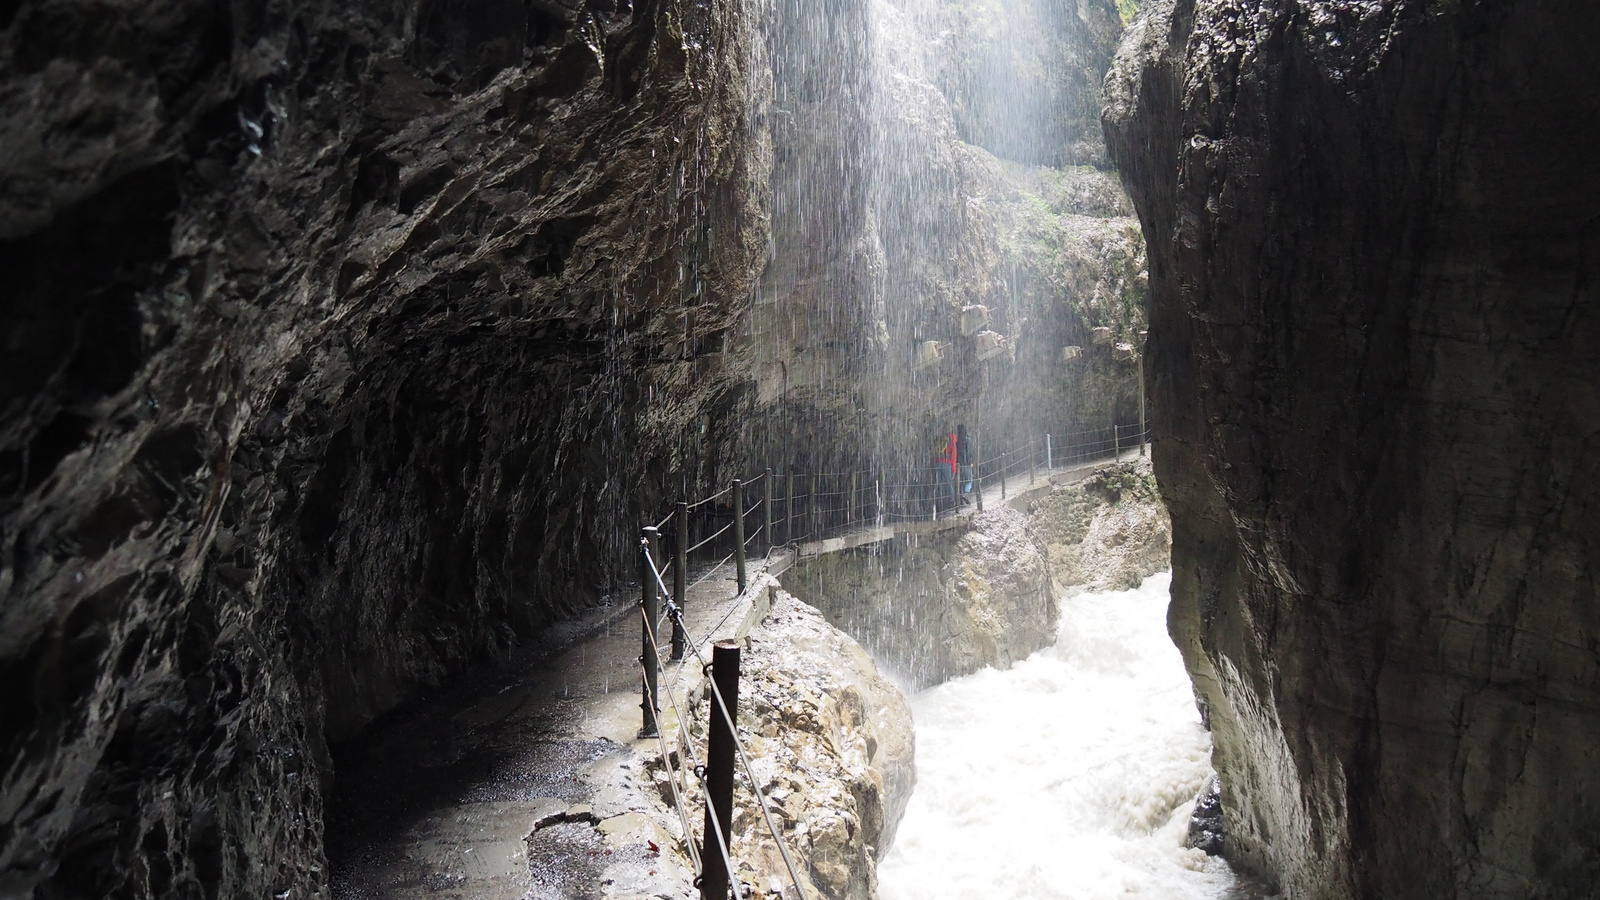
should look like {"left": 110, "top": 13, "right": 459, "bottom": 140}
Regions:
{"left": 878, "top": 572, "right": 1246, "bottom": 900}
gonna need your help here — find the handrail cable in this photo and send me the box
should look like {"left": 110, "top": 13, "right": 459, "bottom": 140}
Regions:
{"left": 688, "top": 521, "right": 734, "bottom": 554}
{"left": 687, "top": 484, "right": 735, "bottom": 511}
{"left": 694, "top": 759, "right": 741, "bottom": 900}
{"left": 641, "top": 553, "right": 760, "bottom": 897}
{"left": 688, "top": 550, "right": 737, "bottom": 590}
{"left": 637, "top": 604, "right": 703, "bottom": 875}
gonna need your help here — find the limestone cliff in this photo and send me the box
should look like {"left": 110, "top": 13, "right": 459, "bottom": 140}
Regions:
{"left": 1023, "top": 457, "right": 1170, "bottom": 595}
{"left": 728, "top": 0, "right": 1144, "bottom": 474}
{"left": 781, "top": 505, "right": 1056, "bottom": 689}
{"left": 1105, "top": 2, "right": 1600, "bottom": 897}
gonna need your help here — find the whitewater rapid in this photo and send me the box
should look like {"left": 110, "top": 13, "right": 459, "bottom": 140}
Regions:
{"left": 877, "top": 572, "right": 1247, "bottom": 900}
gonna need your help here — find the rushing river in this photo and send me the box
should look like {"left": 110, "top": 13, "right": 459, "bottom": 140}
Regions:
{"left": 877, "top": 573, "right": 1251, "bottom": 900}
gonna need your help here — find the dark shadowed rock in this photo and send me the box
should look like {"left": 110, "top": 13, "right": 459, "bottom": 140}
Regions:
{"left": 0, "top": 1, "right": 770, "bottom": 895}
{"left": 1106, "top": 1, "right": 1600, "bottom": 897}
{"left": 1185, "top": 774, "right": 1226, "bottom": 857}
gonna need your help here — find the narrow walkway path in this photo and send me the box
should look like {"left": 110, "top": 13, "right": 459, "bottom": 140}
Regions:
{"left": 326, "top": 550, "right": 791, "bottom": 900}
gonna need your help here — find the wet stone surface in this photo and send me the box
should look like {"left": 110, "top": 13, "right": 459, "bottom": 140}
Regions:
{"left": 527, "top": 822, "right": 607, "bottom": 900}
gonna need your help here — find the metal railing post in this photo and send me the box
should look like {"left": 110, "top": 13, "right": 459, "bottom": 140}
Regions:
{"left": 809, "top": 473, "right": 819, "bottom": 539}
{"left": 763, "top": 468, "right": 774, "bottom": 551}
{"left": 672, "top": 502, "right": 688, "bottom": 661}
{"left": 1000, "top": 448, "right": 1008, "bottom": 500}
{"left": 1114, "top": 422, "right": 1121, "bottom": 459}
{"left": 786, "top": 472, "right": 795, "bottom": 545}
{"left": 1046, "top": 433, "right": 1053, "bottom": 472}
{"left": 850, "top": 471, "right": 858, "bottom": 526}
{"left": 975, "top": 434, "right": 984, "bottom": 512}
{"left": 732, "top": 478, "right": 746, "bottom": 594}
{"left": 700, "top": 641, "right": 741, "bottom": 900}
{"left": 639, "top": 526, "right": 660, "bottom": 738}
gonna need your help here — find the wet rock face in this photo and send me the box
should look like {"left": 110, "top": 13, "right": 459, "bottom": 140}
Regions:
{"left": 735, "top": 0, "right": 1145, "bottom": 474}
{"left": 1105, "top": 2, "right": 1600, "bottom": 897}
{"left": 0, "top": 0, "right": 767, "bottom": 895}
{"left": 783, "top": 505, "right": 1055, "bottom": 688}
{"left": 786, "top": 463, "right": 1171, "bottom": 689}
{"left": 913, "top": 0, "right": 1124, "bottom": 168}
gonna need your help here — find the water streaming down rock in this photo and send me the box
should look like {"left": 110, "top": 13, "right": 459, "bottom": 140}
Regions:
{"left": 720, "top": 0, "right": 1145, "bottom": 479}
{"left": 877, "top": 573, "right": 1254, "bottom": 900}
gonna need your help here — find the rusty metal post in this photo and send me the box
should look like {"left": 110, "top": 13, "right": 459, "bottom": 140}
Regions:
{"left": 639, "top": 526, "right": 660, "bottom": 738}
{"left": 763, "top": 468, "right": 774, "bottom": 552}
{"left": 732, "top": 478, "right": 746, "bottom": 594}
{"left": 699, "top": 641, "right": 741, "bottom": 900}
{"left": 672, "top": 502, "right": 687, "bottom": 661}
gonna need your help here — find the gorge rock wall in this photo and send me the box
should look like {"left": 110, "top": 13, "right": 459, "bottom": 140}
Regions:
{"left": 0, "top": 2, "right": 772, "bottom": 895}
{"left": 1022, "top": 457, "right": 1170, "bottom": 595}
{"left": 1105, "top": 2, "right": 1600, "bottom": 897}
{"left": 783, "top": 505, "right": 1055, "bottom": 688}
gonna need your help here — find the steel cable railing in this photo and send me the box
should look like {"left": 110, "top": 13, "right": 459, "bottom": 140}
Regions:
{"left": 687, "top": 550, "right": 737, "bottom": 591}
{"left": 687, "top": 483, "right": 734, "bottom": 511}
{"left": 643, "top": 551, "right": 807, "bottom": 900}
{"left": 637, "top": 602, "right": 703, "bottom": 876}
{"left": 687, "top": 521, "right": 734, "bottom": 555}
{"left": 674, "top": 606, "right": 810, "bottom": 900}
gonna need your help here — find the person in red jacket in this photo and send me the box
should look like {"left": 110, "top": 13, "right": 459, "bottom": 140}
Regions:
{"left": 935, "top": 431, "right": 958, "bottom": 508}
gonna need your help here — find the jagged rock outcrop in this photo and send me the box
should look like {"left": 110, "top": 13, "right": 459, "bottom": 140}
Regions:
{"left": 1105, "top": 2, "right": 1600, "bottom": 897}
{"left": 1023, "top": 457, "right": 1171, "bottom": 593}
{"left": 784, "top": 461, "right": 1172, "bottom": 690}
{"left": 782, "top": 504, "right": 1056, "bottom": 688}
{"left": 680, "top": 591, "right": 915, "bottom": 900}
